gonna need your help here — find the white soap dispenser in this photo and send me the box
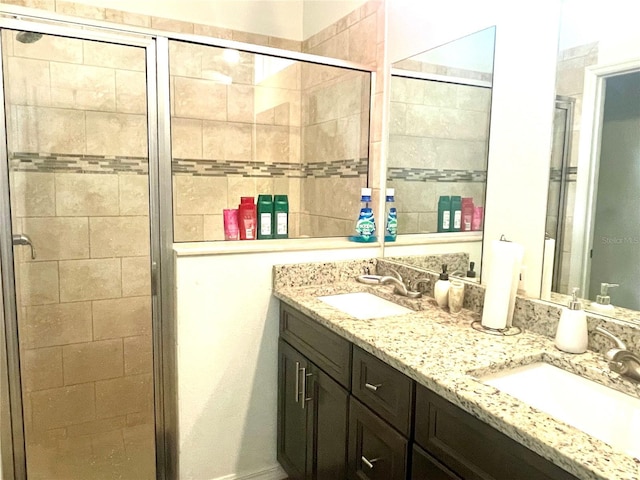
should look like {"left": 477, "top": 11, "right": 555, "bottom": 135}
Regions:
{"left": 434, "top": 264, "right": 451, "bottom": 309}
{"left": 555, "top": 287, "right": 588, "bottom": 354}
{"left": 590, "top": 282, "right": 619, "bottom": 314}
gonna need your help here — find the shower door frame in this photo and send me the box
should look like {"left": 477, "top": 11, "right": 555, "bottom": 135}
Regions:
{"left": 0, "top": 18, "right": 174, "bottom": 480}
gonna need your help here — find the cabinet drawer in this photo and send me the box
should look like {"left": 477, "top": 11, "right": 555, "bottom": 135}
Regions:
{"left": 411, "top": 444, "right": 460, "bottom": 480}
{"left": 352, "top": 346, "right": 414, "bottom": 436}
{"left": 415, "top": 384, "right": 578, "bottom": 480}
{"left": 280, "top": 302, "right": 351, "bottom": 388}
{"left": 348, "top": 397, "right": 408, "bottom": 480}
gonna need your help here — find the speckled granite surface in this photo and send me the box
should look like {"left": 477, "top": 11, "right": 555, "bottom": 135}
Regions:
{"left": 273, "top": 261, "right": 640, "bottom": 480}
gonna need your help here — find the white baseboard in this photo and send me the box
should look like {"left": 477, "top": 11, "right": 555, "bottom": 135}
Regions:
{"left": 213, "top": 464, "right": 287, "bottom": 480}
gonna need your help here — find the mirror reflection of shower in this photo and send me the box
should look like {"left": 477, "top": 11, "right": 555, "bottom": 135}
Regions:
{"left": 15, "top": 31, "right": 42, "bottom": 44}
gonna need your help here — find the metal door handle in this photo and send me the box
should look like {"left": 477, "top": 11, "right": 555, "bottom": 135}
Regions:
{"left": 361, "top": 456, "right": 379, "bottom": 469}
{"left": 294, "top": 361, "right": 301, "bottom": 403}
{"left": 12, "top": 233, "right": 36, "bottom": 259}
{"left": 301, "top": 367, "right": 312, "bottom": 409}
{"left": 365, "top": 382, "right": 382, "bottom": 392}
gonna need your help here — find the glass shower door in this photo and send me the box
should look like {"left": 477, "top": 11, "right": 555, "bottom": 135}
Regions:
{"left": 2, "top": 29, "right": 156, "bottom": 479}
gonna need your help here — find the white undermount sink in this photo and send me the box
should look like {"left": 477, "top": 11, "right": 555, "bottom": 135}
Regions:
{"left": 317, "top": 292, "right": 413, "bottom": 320}
{"left": 480, "top": 362, "right": 640, "bottom": 458}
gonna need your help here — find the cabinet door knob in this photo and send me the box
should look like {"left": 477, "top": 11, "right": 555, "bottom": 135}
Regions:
{"left": 365, "top": 382, "right": 382, "bottom": 392}
{"left": 361, "top": 455, "right": 380, "bottom": 469}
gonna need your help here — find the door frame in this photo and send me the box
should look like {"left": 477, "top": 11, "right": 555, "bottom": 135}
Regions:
{"left": 568, "top": 58, "right": 640, "bottom": 297}
{"left": 0, "top": 19, "right": 174, "bottom": 480}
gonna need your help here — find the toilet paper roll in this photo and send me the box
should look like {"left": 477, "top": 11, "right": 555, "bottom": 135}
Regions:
{"left": 541, "top": 238, "right": 555, "bottom": 301}
{"left": 481, "top": 239, "right": 525, "bottom": 330}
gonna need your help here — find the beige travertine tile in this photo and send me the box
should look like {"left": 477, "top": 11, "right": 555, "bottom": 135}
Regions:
{"left": 95, "top": 373, "right": 152, "bottom": 418}
{"left": 256, "top": 124, "right": 290, "bottom": 162}
{"left": 396, "top": 180, "right": 437, "bottom": 213}
{"left": 389, "top": 102, "right": 406, "bottom": 135}
{"left": 202, "top": 121, "right": 253, "bottom": 161}
{"left": 22, "top": 217, "right": 89, "bottom": 261}
{"left": 6, "top": 57, "right": 51, "bottom": 106}
{"left": 91, "top": 429, "right": 125, "bottom": 461}
{"left": 227, "top": 84, "right": 254, "bottom": 123}
{"left": 388, "top": 135, "right": 435, "bottom": 169}
{"left": 173, "top": 214, "right": 204, "bottom": 242}
{"left": 119, "top": 174, "right": 150, "bottom": 216}
{"left": 174, "top": 77, "right": 227, "bottom": 121}
{"left": 63, "top": 339, "right": 123, "bottom": 385}
{"left": 59, "top": 258, "right": 121, "bottom": 302}
{"left": 22, "top": 302, "right": 92, "bottom": 349}
{"left": 84, "top": 41, "right": 145, "bottom": 71}
{"left": 193, "top": 24, "right": 233, "bottom": 40}
{"left": 169, "top": 41, "right": 204, "bottom": 78}
{"left": 151, "top": 17, "right": 194, "bottom": 34}
{"left": 89, "top": 216, "right": 150, "bottom": 258}
{"left": 124, "top": 336, "right": 152, "bottom": 375}
{"left": 171, "top": 118, "right": 203, "bottom": 159}
{"left": 397, "top": 212, "right": 419, "bottom": 234}
{"left": 126, "top": 409, "right": 154, "bottom": 428}
{"left": 122, "top": 424, "right": 156, "bottom": 478}
{"left": 116, "top": 70, "right": 147, "bottom": 114}
{"left": 226, "top": 177, "right": 273, "bottom": 207}
{"left": 22, "top": 347, "right": 63, "bottom": 392}
{"left": 203, "top": 214, "right": 224, "bottom": 241}
{"left": 93, "top": 296, "right": 151, "bottom": 340}
{"left": 19, "top": 261, "right": 59, "bottom": 306}
{"left": 268, "top": 36, "right": 302, "bottom": 52}
{"left": 13, "top": 106, "right": 85, "bottom": 154}
{"left": 56, "top": 173, "right": 119, "bottom": 217}
{"left": 2, "top": 0, "right": 54, "bottom": 9}
{"left": 105, "top": 9, "right": 151, "bottom": 28}
{"left": 50, "top": 62, "right": 116, "bottom": 111}
{"left": 418, "top": 212, "right": 439, "bottom": 233}
{"left": 174, "top": 175, "right": 228, "bottom": 215}
{"left": 67, "top": 415, "right": 126, "bottom": 438}
{"left": 231, "top": 31, "right": 270, "bottom": 47}
{"left": 13, "top": 32, "right": 82, "bottom": 63}
{"left": 31, "top": 383, "right": 95, "bottom": 430}
{"left": 11, "top": 172, "right": 55, "bottom": 217}
{"left": 122, "top": 256, "right": 151, "bottom": 297}
{"left": 56, "top": 0, "right": 105, "bottom": 19}
{"left": 86, "top": 112, "right": 148, "bottom": 157}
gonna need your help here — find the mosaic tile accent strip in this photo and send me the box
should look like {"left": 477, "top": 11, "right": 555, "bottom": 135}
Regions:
{"left": 549, "top": 166, "right": 578, "bottom": 182}
{"left": 10, "top": 152, "right": 148, "bottom": 175}
{"left": 173, "top": 157, "right": 368, "bottom": 178}
{"left": 387, "top": 167, "right": 487, "bottom": 183}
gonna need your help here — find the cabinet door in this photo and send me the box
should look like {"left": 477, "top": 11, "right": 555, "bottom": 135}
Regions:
{"left": 278, "top": 340, "right": 310, "bottom": 479}
{"left": 309, "top": 365, "right": 349, "bottom": 480}
{"left": 411, "top": 444, "right": 460, "bottom": 480}
{"left": 348, "top": 397, "right": 408, "bottom": 480}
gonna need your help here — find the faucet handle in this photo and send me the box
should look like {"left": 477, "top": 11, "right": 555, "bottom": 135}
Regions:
{"left": 389, "top": 268, "right": 403, "bottom": 283}
{"left": 594, "top": 326, "right": 627, "bottom": 350}
{"left": 409, "top": 277, "right": 431, "bottom": 292}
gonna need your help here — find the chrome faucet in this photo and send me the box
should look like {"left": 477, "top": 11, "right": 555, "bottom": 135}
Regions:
{"left": 594, "top": 326, "right": 640, "bottom": 382}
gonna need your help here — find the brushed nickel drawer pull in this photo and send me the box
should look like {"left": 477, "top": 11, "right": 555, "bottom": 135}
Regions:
{"left": 301, "top": 367, "right": 313, "bottom": 409}
{"left": 365, "top": 382, "right": 382, "bottom": 391}
{"left": 295, "top": 361, "right": 301, "bottom": 403}
{"left": 361, "top": 455, "right": 379, "bottom": 469}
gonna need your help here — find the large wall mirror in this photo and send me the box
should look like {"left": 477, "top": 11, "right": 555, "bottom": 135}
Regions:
{"left": 544, "top": 0, "right": 639, "bottom": 321}
{"left": 383, "top": 26, "right": 496, "bottom": 279}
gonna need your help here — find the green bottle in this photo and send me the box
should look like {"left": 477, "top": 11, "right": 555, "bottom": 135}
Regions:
{"left": 273, "top": 195, "right": 289, "bottom": 239}
{"left": 257, "top": 194, "right": 274, "bottom": 239}
{"left": 450, "top": 196, "right": 462, "bottom": 232}
{"left": 437, "top": 196, "right": 451, "bottom": 232}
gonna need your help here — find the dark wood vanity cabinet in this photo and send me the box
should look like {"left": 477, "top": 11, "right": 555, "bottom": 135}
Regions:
{"left": 278, "top": 303, "right": 579, "bottom": 480}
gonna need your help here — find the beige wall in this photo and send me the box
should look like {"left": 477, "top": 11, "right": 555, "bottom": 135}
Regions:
{"left": 4, "top": 30, "right": 155, "bottom": 479}
{"left": 388, "top": 76, "right": 490, "bottom": 233}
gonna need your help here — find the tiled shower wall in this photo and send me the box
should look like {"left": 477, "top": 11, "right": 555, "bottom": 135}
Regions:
{"left": 387, "top": 75, "right": 491, "bottom": 233}
{"left": 4, "top": 31, "right": 155, "bottom": 478}
{"left": 551, "top": 42, "right": 599, "bottom": 293}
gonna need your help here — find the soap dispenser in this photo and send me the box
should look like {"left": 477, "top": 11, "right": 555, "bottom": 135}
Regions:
{"left": 555, "top": 287, "right": 588, "bottom": 354}
{"left": 434, "top": 264, "right": 451, "bottom": 308}
{"left": 590, "top": 282, "right": 619, "bottom": 314}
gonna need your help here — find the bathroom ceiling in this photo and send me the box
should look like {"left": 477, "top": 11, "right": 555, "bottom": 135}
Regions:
{"left": 66, "top": 0, "right": 368, "bottom": 41}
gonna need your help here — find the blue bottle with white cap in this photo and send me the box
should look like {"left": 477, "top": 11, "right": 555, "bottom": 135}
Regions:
{"left": 350, "top": 187, "right": 376, "bottom": 242}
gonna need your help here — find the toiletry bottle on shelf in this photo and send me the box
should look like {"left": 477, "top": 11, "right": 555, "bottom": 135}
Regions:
{"left": 590, "top": 282, "right": 619, "bottom": 314}
{"left": 434, "top": 264, "right": 451, "bottom": 308}
{"left": 461, "top": 197, "right": 474, "bottom": 231}
{"left": 257, "top": 194, "right": 273, "bottom": 240}
{"left": 466, "top": 261, "right": 477, "bottom": 279}
{"left": 555, "top": 287, "right": 588, "bottom": 354}
{"left": 273, "top": 195, "right": 289, "bottom": 239}
{"left": 223, "top": 209, "right": 239, "bottom": 240}
{"left": 384, "top": 188, "right": 397, "bottom": 242}
{"left": 437, "top": 196, "right": 451, "bottom": 232}
{"left": 450, "top": 196, "right": 462, "bottom": 232}
{"left": 351, "top": 188, "right": 376, "bottom": 242}
{"left": 238, "top": 197, "right": 256, "bottom": 240}
{"left": 471, "top": 206, "right": 484, "bottom": 231}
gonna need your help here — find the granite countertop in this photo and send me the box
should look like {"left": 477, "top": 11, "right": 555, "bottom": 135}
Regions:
{"left": 274, "top": 279, "right": 640, "bottom": 480}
